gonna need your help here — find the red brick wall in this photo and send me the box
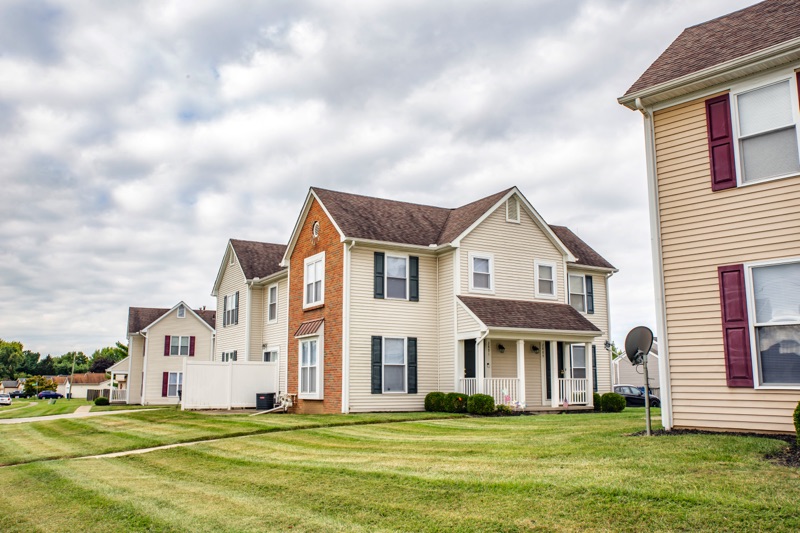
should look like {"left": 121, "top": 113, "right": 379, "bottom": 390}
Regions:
{"left": 287, "top": 198, "right": 343, "bottom": 414}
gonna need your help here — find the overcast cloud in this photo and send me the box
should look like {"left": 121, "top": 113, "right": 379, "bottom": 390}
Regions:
{"left": 0, "top": 0, "right": 756, "bottom": 355}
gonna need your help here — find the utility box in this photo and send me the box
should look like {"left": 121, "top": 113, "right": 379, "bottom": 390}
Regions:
{"left": 256, "top": 393, "right": 275, "bottom": 410}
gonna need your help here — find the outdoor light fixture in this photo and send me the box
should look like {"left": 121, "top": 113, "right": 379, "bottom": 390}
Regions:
{"left": 604, "top": 340, "right": 612, "bottom": 350}
{"left": 531, "top": 345, "right": 540, "bottom": 354}
{"left": 498, "top": 344, "right": 505, "bottom": 353}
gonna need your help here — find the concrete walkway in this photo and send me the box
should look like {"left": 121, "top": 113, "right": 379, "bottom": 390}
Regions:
{"left": 0, "top": 408, "right": 162, "bottom": 425}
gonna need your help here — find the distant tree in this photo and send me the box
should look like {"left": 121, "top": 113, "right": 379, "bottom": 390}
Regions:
{"left": 89, "top": 355, "right": 116, "bottom": 373}
{"left": 36, "top": 355, "right": 55, "bottom": 376}
{"left": 89, "top": 342, "right": 128, "bottom": 373}
{"left": 53, "top": 352, "right": 89, "bottom": 375}
{"left": 24, "top": 375, "right": 56, "bottom": 395}
{"left": 19, "top": 350, "right": 41, "bottom": 376}
{"left": 0, "top": 339, "right": 24, "bottom": 379}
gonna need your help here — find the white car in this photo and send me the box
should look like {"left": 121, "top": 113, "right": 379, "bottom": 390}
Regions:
{"left": 0, "top": 393, "right": 11, "bottom": 406}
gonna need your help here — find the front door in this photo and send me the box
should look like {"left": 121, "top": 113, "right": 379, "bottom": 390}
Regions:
{"left": 464, "top": 339, "right": 476, "bottom": 379}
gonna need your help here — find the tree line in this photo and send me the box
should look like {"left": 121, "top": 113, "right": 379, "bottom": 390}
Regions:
{"left": 0, "top": 339, "right": 128, "bottom": 380}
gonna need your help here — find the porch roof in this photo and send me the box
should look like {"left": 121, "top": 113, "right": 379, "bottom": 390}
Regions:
{"left": 458, "top": 296, "right": 601, "bottom": 334}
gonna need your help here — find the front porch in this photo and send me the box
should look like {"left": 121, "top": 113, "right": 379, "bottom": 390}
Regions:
{"left": 458, "top": 376, "right": 591, "bottom": 408}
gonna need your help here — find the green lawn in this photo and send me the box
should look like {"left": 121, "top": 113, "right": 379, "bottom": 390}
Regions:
{"left": 0, "top": 409, "right": 797, "bottom": 532}
{"left": 0, "top": 398, "right": 156, "bottom": 419}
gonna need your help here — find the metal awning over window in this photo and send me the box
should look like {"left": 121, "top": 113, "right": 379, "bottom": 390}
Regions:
{"left": 295, "top": 318, "right": 324, "bottom": 338}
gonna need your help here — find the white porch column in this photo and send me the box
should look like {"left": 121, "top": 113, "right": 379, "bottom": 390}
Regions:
{"left": 476, "top": 338, "right": 486, "bottom": 394}
{"left": 516, "top": 340, "right": 526, "bottom": 407}
{"left": 586, "top": 342, "right": 594, "bottom": 407}
{"left": 549, "top": 341, "right": 559, "bottom": 408}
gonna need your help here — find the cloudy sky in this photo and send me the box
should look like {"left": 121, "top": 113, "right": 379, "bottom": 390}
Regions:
{"left": 0, "top": 0, "right": 756, "bottom": 356}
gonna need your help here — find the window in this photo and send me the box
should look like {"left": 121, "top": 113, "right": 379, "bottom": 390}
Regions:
{"left": 299, "top": 338, "right": 320, "bottom": 397}
{"left": 223, "top": 292, "right": 239, "bottom": 326}
{"left": 170, "top": 336, "right": 190, "bottom": 356}
{"left": 383, "top": 338, "right": 406, "bottom": 393}
{"left": 469, "top": 252, "right": 493, "bottom": 292}
{"left": 570, "top": 345, "right": 586, "bottom": 379}
{"left": 735, "top": 78, "right": 800, "bottom": 184}
{"left": 304, "top": 252, "right": 324, "bottom": 307}
{"left": 506, "top": 197, "right": 520, "bottom": 223}
{"left": 263, "top": 348, "right": 279, "bottom": 363}
{"left": 569, "top": 274, "right": 586, "bottom": 312}
{"left": 177, "top": 305, "right": 186, "bottom": 318}
{"left": 221, "top": 350, "right": 237, "bottom": 362}
{"left": 535, "top": 260, "right": 556, "bottom": 298}
{"left": 386, "top": 255, "right": 408, "bottom": 299}
{"left": 168, "top": 372, "right": 182, "bottom": 397}
{"left": 749, "top": 260, "right": 800, "bottom": 386}
{"left": 268, "top": 284, "right": 278, "bottom": 323}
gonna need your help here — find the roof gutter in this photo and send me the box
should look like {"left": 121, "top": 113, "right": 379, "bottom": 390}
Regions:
{"left": 344, "top": 237, "right": 455, "bottom": 253}
{"left": 619, "top": 36, "right": 800, "bottom": 110}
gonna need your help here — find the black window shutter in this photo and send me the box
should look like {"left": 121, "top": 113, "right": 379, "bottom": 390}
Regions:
{"left": 374, "top": 252, "right": 385, "bottom": 299}
{"left": 371, "top": 336, "right": 382, "bottom": 394}
{"left": 223, "top": 296, "right": 228, "bottom": 327}
{"left": 592, "top": 345, "right": 598, "bottom": 392}
{"left": 233, "top": 350, "right": 237, "bottom": 362}
{"left": 407, "top": 337, "right": 418, "bottom": 394}
{"left": 234, "top": 291, "right": 239, "bottom": 325}
{"left": 585, "top": 275, "right": 594, "bottom": 314}
{"left": 409, "top": 256, "right": 419, "bottom": 302}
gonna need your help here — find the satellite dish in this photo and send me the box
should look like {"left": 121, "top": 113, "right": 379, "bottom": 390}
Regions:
{"left": 625, "top": 326, "right": 653, "bottom": 366}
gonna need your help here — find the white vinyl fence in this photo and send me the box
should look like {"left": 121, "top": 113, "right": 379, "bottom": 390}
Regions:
{"left": 181, "top": 359, "right": 278, "bottom": 410}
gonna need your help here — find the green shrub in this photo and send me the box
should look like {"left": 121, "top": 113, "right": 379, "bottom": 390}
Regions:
{"left": 424, "top": 392, "right": 446, "bottom": 412}
{"left": 467, "top": 394, "right": 495, "bottom": 415}
{"left": 495, "top": 404, "right": 513, "bottom": 415}
{"left": 794, "top": 401, "right": 800, "bottom": 445}
{"left": 600, "top": 392, "right": 626, "bottom": 413}
{"left": 593, "top": 393, "right": 602, "bottom": 411}
{"left": 94, "top": 396, "right": 110, "bottom": 406}
{"left": 444, "top": 392, "right": 469, "bottom": 413}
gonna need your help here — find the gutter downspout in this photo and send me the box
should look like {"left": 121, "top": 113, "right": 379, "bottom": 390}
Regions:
{"left": 636, "top": 97, "right": 673, "bottom": 431}
{"left": 245, "top": 281, "right": 253, "bottom": 362}
{"left": 342, "top": 240, "right": 355, "bottom": 413}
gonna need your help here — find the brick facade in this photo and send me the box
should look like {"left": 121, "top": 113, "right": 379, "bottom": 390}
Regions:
{"left": 287, "top": 198, "right": 343, "bottom": 413}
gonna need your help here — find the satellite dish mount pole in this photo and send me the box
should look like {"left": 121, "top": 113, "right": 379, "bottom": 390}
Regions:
{"left": 641, "top": 350, "right": 651, "bottom": 436}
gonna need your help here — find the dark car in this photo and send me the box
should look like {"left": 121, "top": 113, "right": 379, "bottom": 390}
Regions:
{"left": 613, "top": 385, "right": 660, "bottom": 408}
{"left": 9, "top": 390, "right": 31, "bottom": 398}
{"left": 37, "top": 391, "right": 64, "bottom": 399}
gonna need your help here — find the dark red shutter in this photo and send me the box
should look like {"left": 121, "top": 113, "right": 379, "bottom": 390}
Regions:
{"left": 705, "top": 94, "right": 737, "bottom": 191}
{"left": 164, "top": 336, "right": 170, "bottom": 356}
{"left": 189, "top": 336, "right": 196, "bottom": 356}
{"left": 162, "top": 372, "right": 169, "bottom": 396}
{"left": 718, "top": 264, "right": 754, "bottom": 387}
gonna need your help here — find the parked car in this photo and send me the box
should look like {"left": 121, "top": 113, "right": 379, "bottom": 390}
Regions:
{"left": 9, "top": 390, "right": 31, "bottom": 398}
{"left": 613, "top": 385, "right": 660, "bottom": 408}
{"left": 37, "top": 391, "right": 63, "bottom": 399}
{"left": 0, "top": 393, "right": 11, "bottom": 406}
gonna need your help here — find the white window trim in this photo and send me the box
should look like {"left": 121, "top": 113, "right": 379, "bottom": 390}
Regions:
{"left": 267, "top": 283, "right": 279, "bottom": 323}
{"left": 385, "top": 253, "right": 410, "bottom": 300}
{"left": 383, "top": 336, "right": 407, "bottom": 394}
{"left": 569, "top": 274, "right": 587, "bottom": 313}
{"left": 534, "top": 259, "right": 558, "bottom": 300}
{"left": 167, "top": 371, "right": 183, "bottom": 397}
{"left": 745, "top": 256, "right": 800, "bottom": 390}
{"left": 298, "top": 335, "right": 323, "bottom": 400}
{"left": 505, "top": 197, "right": 520, "bottom": 223}
{"left": 569, "top": 344, "right": 587, "bottom": 380}
{"left": 730, "top": 69, "right": 800, "bottom": 188}
{"left": 263, "top": 346, "right": 279, "bottom": 364}
{"left": 468, "top": 251, "right": 495, "bottom": 294}
{"left": 224, "top": 293, "right": 238, "bottom": 327}
{"left": 170, "top": 335, "right": 190, "bottom": 356}
{"left": 303, "top": 251, "right": 325, "bottom": 309}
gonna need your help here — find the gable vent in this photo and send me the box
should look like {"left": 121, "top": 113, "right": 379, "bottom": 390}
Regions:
{"left": 506, "top": 197, "right": 520, "bottom": 223}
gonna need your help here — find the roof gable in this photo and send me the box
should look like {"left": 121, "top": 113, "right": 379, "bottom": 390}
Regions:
{"left": 549, "top": 225, "right": 616, "bottom": 270}
{"left": 212, "top": 239, "right": 287, "bottom": 295}
{"left": 127, "top": 303, "right": 215, "bottom": 334}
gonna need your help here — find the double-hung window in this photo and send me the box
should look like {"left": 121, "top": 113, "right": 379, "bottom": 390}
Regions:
{"left": 535, "top": 260, "right": 556, "bottom": 299}
{"left": 267, "top": 284, "right": 278, "bottom": 323}
{"left": 168, "top": 372, "right": 182, "bottom": 397}
{"left": 386, "top": 256, "right": 408, "bottom": 299}
{"left": 299, "top": 338, "right": 320, "bottom": 397}
{"left": 223, "top": 292, "right": 239, "bottom": 326}
{"left": 748, "top": 260, "right": 800, "bottom": 386}
{"left": 221, "top": 350, "right": 237, "bottom": 362}
{"left": 170, "top": 336, "right": 190, "bottom": 356}
{"left": 383, "top": 338, "right": 406, "bottom": 393}
{"left": 469, "top": 252, "right": 493, "bottom": 292}
{"left": 569, "top": 274, "right": 586, "bottom": 312}
{"left": 304, "top": 252, "right": 324, "bottom": 307}
{"left": 263, "top": 348, "right": 278, "bottom": 363}
{"left": 734, "top": 77, "right": 800, "bottom": 184}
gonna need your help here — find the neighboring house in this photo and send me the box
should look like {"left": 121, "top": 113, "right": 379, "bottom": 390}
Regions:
{"left": 619, "top": 0, "right": 800, "bottom": 433}
{"left": 271, "top": 186, "right": 616, "bottom": 414}
{"left": 1, "top": 380, "right": 20, "bottom": 393}
{"left": 613, "top": 340, "right": 660, "bottom": 397}
{"left": 125, "top": 302, "right": 216, "bottom": 405}
{"left": 59, "top": 373, "right": 107, "bottom": 399}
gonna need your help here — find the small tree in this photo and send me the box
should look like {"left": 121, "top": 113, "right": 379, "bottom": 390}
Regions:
{"left": 794, "top": 400, "right": 800, "bottom": 446}
{"left": 23, "top": 375, "right": 57, "bottom": 396}
{"left": 0, "top": 339, "right": 24, "bottom": 379}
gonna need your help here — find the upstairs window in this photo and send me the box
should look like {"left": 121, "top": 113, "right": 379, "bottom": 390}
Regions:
{"left": 386, "top": 256, "right": 408, "bottom": 299}
{"left": 469, "top": 252, "right": 494, "bottom": 293}
{"left": 170, "top": 336, "right": 190, "bottom": 356}
{"left": 506, "top": 197, "right": 520, "bottom": 223}
{"left": 177, "top": 305, "right": 186, "bottom": 318}
{"left": 569, "top": 274, "right": 586, "bottom": 312}
{"left": 268, "top": 284, "right": 278, "bottom": 323}
{"left": 223, "top": 292, "right": 239, "bottom": 326}
{"left": 535, "top": 260, "right": 556, "bottom": 299}
{"left": 304, "top": 252, "right": 325, "bottom": 307}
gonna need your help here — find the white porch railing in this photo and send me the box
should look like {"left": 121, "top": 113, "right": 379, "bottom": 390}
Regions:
{"left": 458, "top": 378, "right": 519, "bottom": 406}
{"left": 110, "top": 388, "right": 128, "bottom": 403}
{"left": 558, "top": 378, "right": 588, "bottom": 405}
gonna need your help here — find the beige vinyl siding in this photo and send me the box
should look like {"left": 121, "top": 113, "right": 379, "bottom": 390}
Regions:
{"left": 568, "top": 268, "right": 612, "bottom": 394}
{"left": 261, "top": 277, "right": 289, "bottom": 393}
{"left": 348, "top": 246, "right": 439, "bottom": 412}
{"left": 216, "top": 255, "right": 247, "bottom": 361}
{"left": 457, "top": 304, "right": 482, "bottom": 335}
{"left": 142, "top": 309, "right": 214, "bottom": 405}
{"left": 459, "top": 199, "right": 565, "bottom": 301}
{"left": 437, "top": 251, "right": 455, "bottom": 393}
{"left": 487, "top": 341, "right": 544, "bottom": 406}
{"left": 654, "top": 96, "right": 800, "bottom": 433}
{"left": 489, "top": 343, "right": 516, "bottom": 378}
{"left": 128, "top": 336, "right": 144, "bottom": 404}
{"left": 249, "top": 286, "right": 264, "bottom": 361}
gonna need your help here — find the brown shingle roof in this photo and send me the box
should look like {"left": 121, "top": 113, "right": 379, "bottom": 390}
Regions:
{"left": 459, "top": 296, "right": 601, "bottom": 333}
{"left": 313, "top": 187, "right": 513, "bottom": 246}
{"left": 230, "top": 240, "right": 287, "bottom": 280}
{"left": 624, "top": 0, "right": 800, "bottom": 96}
{"left": 550, "top": 225, "right": 615, "bottom": 270}
{"left": 127, "top": 306, "right": 216, "bottom": 334}
{"left": 68, "top": 373, "right": 107, "bottom": 385}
